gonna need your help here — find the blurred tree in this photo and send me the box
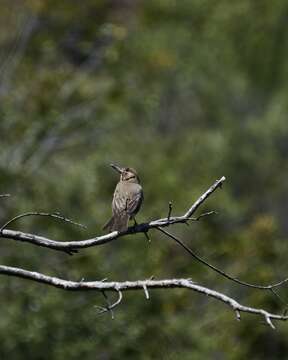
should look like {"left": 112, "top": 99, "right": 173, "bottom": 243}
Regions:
{"left": 0, "top": 0, "right": 288, "bottom": 358}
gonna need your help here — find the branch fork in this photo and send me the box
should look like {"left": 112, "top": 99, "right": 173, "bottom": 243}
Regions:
{"left": 1, "top": 176, "right": 288, "bottom": 328}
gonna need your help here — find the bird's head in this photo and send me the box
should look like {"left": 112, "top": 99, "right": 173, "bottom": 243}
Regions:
{"left": 110, "top": 164, "right": 140, "bottom": 183}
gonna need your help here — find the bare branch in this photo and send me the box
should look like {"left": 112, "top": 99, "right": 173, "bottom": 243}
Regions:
{"left": 187, "top": 210, "right": 217, "bottom": 221}
{"left": 0, "top": 194, "right": 10, "bottom": 198}
{"left": 1, "top": 176, "right": 288, "bottom": 296}
{"left": 0, "top": 177, "right": 226, "bottom": 253}
{"left": 0, "top": 176, "right": 286, "bottom": 329}
{"left": 183, "top": 176, "right": 225, "bottom": 218}
{"left": 0, "top": 264, "right": 286, "bottom": 328}
{"left": 0, "top": 211, "right": 87, "bottom": 233}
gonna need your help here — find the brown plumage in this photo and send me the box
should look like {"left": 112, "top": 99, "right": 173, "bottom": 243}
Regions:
{"left": 103, "top": 164, "right": 143, "bottom": 232}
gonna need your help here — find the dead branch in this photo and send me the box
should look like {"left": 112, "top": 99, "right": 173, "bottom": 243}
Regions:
{"left": 0, "top": 211, "right": 87, "bottom": 232}
{"left": 0, "top": 176, "right": 226, "bottom": 253}
{"left": 0, "top": 194, "right": 10, "bottom": 198}
{"left": 0, "top": 264, "right": 286, "bottom": 329}
{"left": 1, "top": 178, "right": 288, "bottom": 328}
{"left": 1, "top": 179, "right": 288, "bottom": 293}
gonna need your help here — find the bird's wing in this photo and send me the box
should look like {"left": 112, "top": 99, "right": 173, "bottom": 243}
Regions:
{"left": 112, "top": 183, "right": 143, "bottom": 216}
{"left": 126, "top": 184, "right": 143, "bottom": 216}
{"left": 112, "top": 184, "right": 128, "bottom": 214}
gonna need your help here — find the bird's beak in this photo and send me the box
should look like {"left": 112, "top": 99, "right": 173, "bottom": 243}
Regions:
{"left": 110, "top": 163, "right": 123, "bottom": 174}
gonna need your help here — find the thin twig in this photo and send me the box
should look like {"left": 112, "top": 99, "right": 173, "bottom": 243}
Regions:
{"left": 134, "top": 217, "right": 150, "bottom": 242}
{"left": 167, "top": 201, "right": 173, "bottom": 221}
{"left": 157, "top": 227, "right": 288, "bottom": 291}
{"left": 95, "top": 290, "right": 123, "bottom": 318}
{"left": 270, "top": 288, "right": 288, "bottom": 308}
{"left": 0, "top": 211, "right": 87, "bottom": 233}
{"left": 187, "top": 210, "right": 217, "bottom": 221}
{"left": 100, "top": 291, "right": 115, "bottom": 319}
{"left": 144, "top": 231, "right": 150, "bottom": 242}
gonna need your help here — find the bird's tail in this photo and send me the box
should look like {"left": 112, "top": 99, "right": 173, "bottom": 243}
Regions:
{"left": 103, "top": 214, "right": 129, "bottom": 232}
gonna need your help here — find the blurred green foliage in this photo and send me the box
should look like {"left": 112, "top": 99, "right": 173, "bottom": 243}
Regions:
{"left": 0, "top": 0, "right": 288, "bottom": 358}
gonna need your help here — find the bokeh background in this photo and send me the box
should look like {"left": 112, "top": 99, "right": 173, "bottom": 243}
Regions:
{"left": 0, "top": 1, "right": 288, "bottom": 359}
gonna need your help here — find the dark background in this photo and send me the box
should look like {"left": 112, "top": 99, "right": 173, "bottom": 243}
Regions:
{"left": 0, "top": 1, "right": 288, "bottom": 358}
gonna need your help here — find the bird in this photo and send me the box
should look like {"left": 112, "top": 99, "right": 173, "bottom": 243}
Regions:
{"left": 103, "top": 164, "right": 144, "bottom": 232}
